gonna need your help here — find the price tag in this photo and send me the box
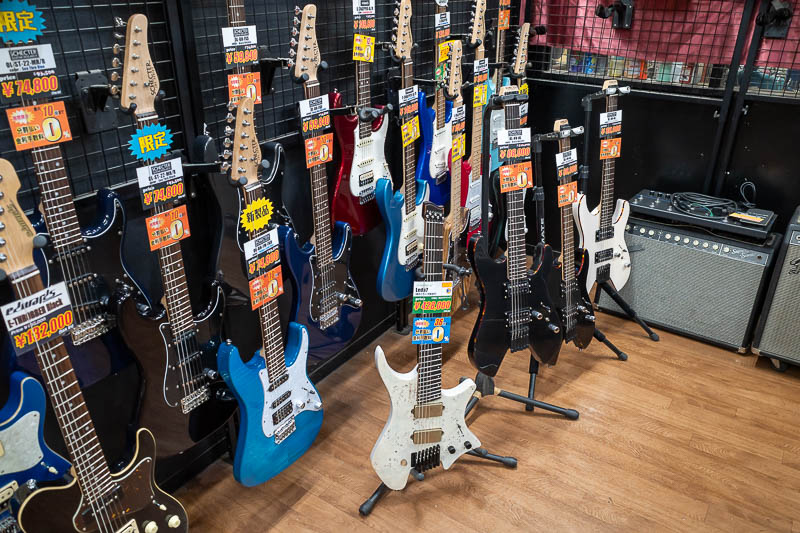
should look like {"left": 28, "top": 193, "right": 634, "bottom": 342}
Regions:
{"left": 353, "top": 34, "right": 375, "bottom": 62}
{"left": 499, "top": 161, "right": 533, "bottom": 193}
{"left": 0, "top": 43, "right": 59, "bottom": 103}
{"left": 497, "top": 127, "right": 531, "bottom": 164}
{"left": 451, "top": 104, "right": 466, "bottom": 161}
{"left": 221, "top": 25, "right": 258, "bottom": 70}
{"left": 519, "top": 82, "right": 529, "bottom": 95}
{"left": 0, "top": 43, "right": 54, "bottom": 73}
{"left": 128, "top": 123, "right": 173, "bottom": 162}
{"left": 299, "top": 95, "right": 331, "bottom": 138}
{"left": 412, "top": 317, "right": 451, "bottom": 344}
{"left": 146, "top": 205, "right": 191, "bottom": 251}
{"left": 401, "top": 115, "right": 420, "bottom": 147}
{"left": 412, "top": 280, "right": 453, "bottom": 314}
{"left": 243, "top": 227, "right": 280, "bottom": 280}
{"left": 557, "top": 181, "right": 578, "bottom": 207}
{"left": 600, "top": 137, "right": 621, "bottom": 160}
{"left": 249, "top": 265, "right": 284, "bottom": 310}
{"left": 1, "top": 281, "right": 73, "bottom": 357}
{"left": 137, "top": 157, "right": 186, "bottom": 210}
{"left": 6, "top": 100, "right": 71, "bottom": 151}
{"left": 600, "top": 110, "right": 622, "bottom": 137}
{"left": 227, "top": 72, "right": 262, "bottom": 105}
{"left": 0, "top": 0, "right": 45, "bottom": 44}
{"left": 498, "top": 0, "right": 511, "bottom": 30}
{"left": 472, "top": 84, "right": 488, "bottom": 107}
{"left": 555, "top": 148, "right": 578, "bottom": 178}
{"left": 352, "top": 0, "right": 376, "bottom": 32}
{"left": 304, "top": 133, "right": 333, "bottom": 168}
{"left": 434, "top": 12, "right": 450, "bottom": 41}
{"left": 398, "top": 85, "right": 419, "bottom": 117}
{"left": 240, "top": 197, "right": 274, "bottom": 233}
{"left": 472, "top": 59, "right": 488, "bottom": 106}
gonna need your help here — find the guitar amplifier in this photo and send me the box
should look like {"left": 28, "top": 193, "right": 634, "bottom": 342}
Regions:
{"left": 752, "top": 206, "right": 800, "bottom": 364}
{"left": 596, "top": 217, "right": 779, "bottom": 351}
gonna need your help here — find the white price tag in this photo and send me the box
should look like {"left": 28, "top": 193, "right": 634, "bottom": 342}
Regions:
{"left": 352, "top": 0, "right": 375, "bottom": 16}
{"left": 555, "top": 148, "right": 577, "bottom": 167}
{"left": 497, "top": 128, "right": 531, "bottom": 146}
{"left": 0, "top": 45, "right": 56, "bottom": 74}
{"left": 413, "top": 281, "right": 453, "bottom": 298}
{"left": 136, "top": 157, "right": 183, "bottom": 188}
{"left": 298, "top": 95, "right": 330, "bottom": 118}
{"left": 453, "top": 104, "right": 466, "bottom": 122}
{"left": 244, "top": 227, "right": 279, "bottom": 261}
{"left": 473, "top": 58, "right": 489, "bottom": 76}
{"left": 399, "top": 85, "right": 419, "bottom": 105}
{"left": 221, "top": 25, "right": 257, "bottom": 48}
{"left": 600, "top": 110, "right": 622, "bottom": 126}
{"left": 434, "top": 12, "right": 450, "bottom": 29}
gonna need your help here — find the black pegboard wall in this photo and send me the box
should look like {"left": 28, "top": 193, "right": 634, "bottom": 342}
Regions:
{"left": 0, "top": 0, "right": 187, "bottom": 212}
{"left": 748, "top": 0, "right": 800, "bottom": 97}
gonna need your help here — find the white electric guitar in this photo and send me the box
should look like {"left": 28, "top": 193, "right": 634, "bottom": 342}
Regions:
{"left": 572, "top": 79, "right": 632, "bottom": 293}
{"left": 371, "top": 202, "right": 479, "bottom": 491}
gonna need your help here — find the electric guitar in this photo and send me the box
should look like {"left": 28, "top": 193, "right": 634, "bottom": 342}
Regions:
{"left": 371, "top": 202, "right": 479, "bottom": 490}
{"left": 0, "top": 370, "right": 71, "bottom": 530}
{"left": 415, "top": 1, "right": 452, "bottom": 206}
{"left": 113, "top": 14, "right": 234, "bottom": 458}
{"left": 283, "top": 4, "right": 362, "bottom": 362}
{"left": 467, "top": 85, "right": 562, "bottom": 377}
{"left": 488, "top": 6, "right": 512, "bottom": 174}
{"left": 0, "top": 159, "right": 188, "bottom": 533}
{"left": 329, "top": 5, "right": 387, "bottom": 236}
{"left": 552, "top": 119, "right": 595, "bottom": 349}
{"left": 573, "top": 80, "right": 631, "bottom": 293}
{"left": 375, "top": 0, "right": 429, "bottom": 302}
{"left": 216, "top": 95, "right": 323, "bottom": 487}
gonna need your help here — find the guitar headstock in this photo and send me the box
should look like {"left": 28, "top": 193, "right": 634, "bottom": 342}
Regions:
{"left": 423, "top": 201, "right": 444, "bottom": 223}
{"left": 602, "top": 79, "right": 619, "bottom": 92}
{"left": 391, "top": 0, "right": 414, "bottom": 62}
{"left": 289, "top": 5, "right": 323, "bottom": 84}
{"left": 469, "top": 0, "right": 487, "bottom": 48}
{"left": 447, "top": 40, "right": 463, "bottom": 100}
{"left": 228, "top": 97, "right": 262, "bottom": 188}
{"left": 0, "top": 160, "right": 42, "bottom": 279}
{"left": 117, "top": 14, "right": 160, "bottom": 117}
{"left": 511, "top": 23, "right": 530, "bottom": 78}
{"left": 554, "top": 118, "right": 571, "bottom": 153}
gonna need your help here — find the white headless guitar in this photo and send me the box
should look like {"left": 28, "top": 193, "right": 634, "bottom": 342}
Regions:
{"left": 349, "top": 117, "right": 390, "bottom": 201}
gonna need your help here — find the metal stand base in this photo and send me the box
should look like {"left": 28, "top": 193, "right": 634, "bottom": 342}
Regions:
{"left": 464, "top": 364, "right": 580, "bottom": 420}
{"left": 596, "top": 281, "right": 659, "bottom": 341}
{"left": 594, "top": 327, "right": 628, "bottom": 361}
{"left": 359, "top": 447, "right": 517, "bottom": 516}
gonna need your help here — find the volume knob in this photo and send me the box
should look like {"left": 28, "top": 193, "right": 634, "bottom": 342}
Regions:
{"left": 167, "top": 515, "right": 182, "bottom": 528}
{"left": 143, "top": 521, "right": 158, "bottom": 533}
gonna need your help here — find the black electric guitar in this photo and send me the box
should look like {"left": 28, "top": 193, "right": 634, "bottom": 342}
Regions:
{"left": 551, "top": 119, "right": 595, "bottom": 349}
{"left": 467, "top": 86, "right": 563, "bottom": 378}
{"left": 112, "top": 14, "right": 234, "bottom": 459}
{"left": 0, "top": 160, "right": 188, "bottom": 533}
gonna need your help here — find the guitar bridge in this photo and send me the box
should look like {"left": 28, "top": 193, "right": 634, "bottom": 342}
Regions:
{"left": 411, "top": 445, "right": 440, "bottom": 473}
{"left": 117, "top": 519, "right": 140, "bottom": 533}
{"left": 180, "top": 385, "right": 210, "bottom": 414}
{"left": 70, "top": 315, "right": 111, "bottom": 345}
{"left": 596, "top": 263, "right": 611, "bottom": 283}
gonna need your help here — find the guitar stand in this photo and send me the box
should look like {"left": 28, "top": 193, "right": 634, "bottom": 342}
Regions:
{"left": 359, "top": 447, "right": 517, "bottom": 516}
{"left": 463, "top": 363, "right": 580, "bottom": 420}
{"left": 594, "top": 281, "right": 659, "bottom": 341}
{"left": 593, "top": 327, "right": 629, "bottom": 361}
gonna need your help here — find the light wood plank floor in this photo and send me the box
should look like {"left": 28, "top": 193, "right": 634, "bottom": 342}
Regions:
{"left": 177, "top": 302, "right": 800, "bottom": 532}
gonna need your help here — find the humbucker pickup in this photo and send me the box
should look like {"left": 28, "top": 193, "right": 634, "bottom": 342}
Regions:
{"left": 412, "top": 403, "right": 443, "bottom": 419}
{"left": 358, "top": 170, "right": 374, "bottom": 187}
{"left": 359, "top": 191, "right": 375, "bottom": 205}
{"left": 404, "top": 239, "right": 418, "bottom": 257}
{"left": 596, "top": 227, "right": 615, "bottom": 241}
{"left": 270, "top": 390, "right": 291, "bottom": 409}
{"left": 180, "top": 385, "right": 210, "bottom": 414}
{"left": 504, "top": 279, "right": 530, "bottom": 298}
{"left": 595, "top": 248, "right": 614, "bottom": 262}
{"left": 272, "top": 401, "right": 293, "bottom": 425}
{"left": 275, "top": 419, "right": 296, "bottom": 444}
{"left": 411, "top": 428, "right": 443, "bottom": 444}
{"left": 268, "top": 373, "right": 289, "bottom": 392}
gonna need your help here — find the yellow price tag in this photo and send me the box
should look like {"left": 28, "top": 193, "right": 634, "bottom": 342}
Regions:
{"left": 401, "top": 116, "right": 420, "bottom": 147}
{"left": 452, "top": 134, "right": 465, "bottom": 161}
{"left": 353, "top": 34, "right": 375, "bottom": 63}
{"left": 520, "top": 82, "right": 529, "bottom": 95}
{"left": 438, "top": 41, "right": 453, "bottom": 64}
{"left": 473, "top": 84, "right": 488, "bottom": 106}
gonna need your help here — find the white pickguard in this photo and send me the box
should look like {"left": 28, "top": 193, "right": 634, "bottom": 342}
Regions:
{"left": 429, "top": 122, "right": 452, "bottom": 181}
{"left": 464, "top": 170, "right": 482, "bottom": 231}
{"left": 258, "top": 327, "right": 321, "bottom": 440}
{"left": 349, "top": 119, "right": 390, "bottom": 201}
{"left": 572, "top": 193, "right": 631, "bottom": 293}
{"left": 0, "top": 412, "right": 43, "bottom": 476}
{"left": 397, "top": 191, "right": 428, "bottom": 268}
{"left": 370, "top": 346, "right": 480, "bottom": 491}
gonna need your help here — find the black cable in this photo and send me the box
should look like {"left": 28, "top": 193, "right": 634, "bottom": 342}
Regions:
{"left": 670, "top": 192, "right": 739, "bottom": 220}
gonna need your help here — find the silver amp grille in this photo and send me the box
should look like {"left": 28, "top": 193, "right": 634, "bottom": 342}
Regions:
{"left": 597, "top": 220, "right": 773, "bottom": 350}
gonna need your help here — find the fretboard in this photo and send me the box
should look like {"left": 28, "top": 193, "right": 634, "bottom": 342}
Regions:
{"left": 434, "top": 4, "right": 447, "bottom": 131}
{"left": 504, "top": 102, "right": 526, "bottom": 282}
{"left": 449, "top": 102, "right": 463, "bottom": 224}
{"left": 468, "top": 45, "right": 486, "bottom": 179}
{"left": 558, "top": 135, "right": 575, "bottom": 286}
{"left": 493, "top": 26, "right": 507, "bottom": 88}
{"left": 417, "top": 207, "right": 444, "bottom": 404}
{"left": 599, "top": 94, "right": 618, "bottom": 233}
{"left": 356, "top": 58, "right": 372, "bottom": 139}
{"left": 401, "top": 59, "right": 417, "bottom": 216}
{"left": 11, "top": 273, "right": 113, "bottom": 507}
{"left": 303, "top": 81, "right": 333, "bottom": 267}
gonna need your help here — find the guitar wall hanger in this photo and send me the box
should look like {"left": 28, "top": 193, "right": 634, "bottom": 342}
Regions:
{"left": 256, "top": 51, "right": 289, "bottom": 96}
{"left": 328, "top": 103, "right": 394, "bottom": 123}
{"left": 73, "top": 71, "right": 119, "bottom": 133}
{"left": 760, "top": 0, "right": 793, "bottom": 39}
{"left": 595, "top": 0, "right": 634, "bottom": 29}
{"left": 118, "top": 90, "right": 166, "bottom": 116}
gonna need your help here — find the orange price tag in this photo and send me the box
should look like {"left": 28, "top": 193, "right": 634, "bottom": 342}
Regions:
{"left": 600, "top": 137, "right": 622, "bottom": 160}
{"left": 401, "top": 116, "right": 420, "bottom": 147}
{"left": 499, "top": 161, "right": 533, "bottom": 193}
{"left": 146, "top": 205, "right": 192, "bottom": 251}
{"left": 227, "top": 72, "right": 262, "bottom": 105}
{"left": 557, "top": 182, "right": 578, "bottom": 207}
{"left": 498, "top": 9, "right": 511, "bottom": 30}
{"left": 249, "top": 265, "right": 284, "bottom": 310}
{"left": 304, "top": 133, "right": 333, "bottom": 168}
{"left": 6, "top": 101, "right": 72, "bottom": 151}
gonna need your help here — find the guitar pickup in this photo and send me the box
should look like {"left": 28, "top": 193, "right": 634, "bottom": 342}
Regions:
{"left": 404, "top": 239, "right": 418, "bottom": 256}
{"left": 272, "top": 401, "right": 293, "bottom": 425}
{"left": 357, "top": 158, "right": 375, "bottom": 169}
{"left": 411, "top": 428, "right": 443, "bottom": 444}
{"left": 412, "top": 403, "right": 443, "bottom": 419}
{"left": 275, "top": 419, "right": 296, "bottom": 444}
{"left": 358, "top": 191, "right": 375, "bottom": 205}
{"left": 268, "top": 373, "right": 289, "bottom": 392}
{"left": 0, "top": 482, "right": 17, "bottom": 505}
{"left": 358, "top": 170, "right": 374, "bottom": 187}
{"left": 595, "top": 248, "right": 614, "bottom": 262}
{"left": 270, "top": 390, "right": 291, "bottom": 409}
{"left": 595, "top": 227, "right": 615, "bottom": 241}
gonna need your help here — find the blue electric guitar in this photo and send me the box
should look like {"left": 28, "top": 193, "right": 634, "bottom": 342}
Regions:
{"left": 217, "top": 93, "right": 323, "bottom": 487}
{"left": 376, "top": 0, "right": 429, "bottom": 302}
{"left": 0, "top": 371, "right": 70, "bottom": 530}
{"left": 282, "top": 6, "right": 362, "bottom": 361}
{"left": 415, "top": 2, "right": 453, "bottom": 206}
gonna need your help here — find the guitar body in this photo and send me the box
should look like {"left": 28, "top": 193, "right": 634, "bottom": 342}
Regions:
{"left": 370, "top": 346, "right": 479, "bottom": 491}
{"left": 467, "top": 235, "right": 563, "bottom": 376}
{"left": 375, "top": 177, "right": 429, "bottom": 302}
{"left": 116, "top": 283, "right": 235, "bottom": 458}
{"left": 216, "top": 322, "right": 323, "bottom": 487}
{"left": 488, "top": 77, "right": 511, "bottom": 173}
{"left": 415, "top": 91, "right": 452, "bottom": 206}
{"left": 0, "top": 372, "right": 70, "bottom": 494}
{"left": 279, "top": 223, "right": 362, "bottom": 362}
{"left": 330, "top": 92, "right": 386, "bottom": 236}
{"left": 572, "top": 194, "right": 631, "bottom": 292}
{"left": 550, "top": 249, "right": 595, "bottom": 350}
{"left": 17, "top": 428, "right": 188, "bottom": 533}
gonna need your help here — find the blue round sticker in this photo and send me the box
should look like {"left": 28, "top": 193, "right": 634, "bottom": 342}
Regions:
{"left": 128, "top": 123, "right": 174, "bottom": 162}
{"left": 0, "top": 0, "right": 45, "bottom": 44}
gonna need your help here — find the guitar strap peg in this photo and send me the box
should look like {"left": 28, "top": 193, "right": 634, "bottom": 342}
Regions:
{"left": 33, "top": 234, "right": 48, "bottom": 249}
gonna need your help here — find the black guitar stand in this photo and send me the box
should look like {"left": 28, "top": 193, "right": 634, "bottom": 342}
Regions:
{"left": 581, "top": 86, "right": 658, "bottom": 342}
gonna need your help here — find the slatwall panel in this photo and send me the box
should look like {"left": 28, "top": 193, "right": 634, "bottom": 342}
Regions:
{"left": 0, "top": 0, "right": 186, "bottom": 211}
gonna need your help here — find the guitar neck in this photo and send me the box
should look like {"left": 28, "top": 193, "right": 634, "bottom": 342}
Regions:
{"left": 599, "top": 94, "right": 618, "bottom": 232}
{"left": 448, "top": 98, "right": 463, "bottom": 222}
{"left": 503, "top": 101, "right": 526, "bottom": 282}
{"left": 493, "top": 27, "right": 507, "bottom": 87}
{"left": 401, "top": 59, "right": 417, "bottom": 216}
{"left": 558, "top": 136, "right": 576, "bottom": 285}
{"left": 303, "top": 81, "right": 334, "bottom": 267}
{"left": 468, "top": 45, "right": 486, "bottom": 176}
{"left": 417, "top": 208, "right": 444, "bottom": 404}
{"left": 433, "top": 4, "right": 447, "bottom": 131}
{"left": 10, "top": 272, "right": 113, "bottom": 505}
{"left": 356, "top": 57, "right": 372, "bottom": 139}
{"left": 227, "top": 0, "right": 251, "bottom": 76}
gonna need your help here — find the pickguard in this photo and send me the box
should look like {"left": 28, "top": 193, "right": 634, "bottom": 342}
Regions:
{"left": 350, "top": 121, "right": 390, "bottom": 202}
{"left": 464, "top": 170, "right": 482, "bottom": 231}
{"left": 397, "top": 204, "right": 424, "bottom": 269}
{"left": 429, "top": 125, "right": 451, "bottom": 183}
{"left": 0, "top": 412, "right": 43, "bottom": 476}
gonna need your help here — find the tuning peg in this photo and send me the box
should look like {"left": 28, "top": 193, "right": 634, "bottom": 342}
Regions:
{"left": 391, "top": 34, "right": 397, "bottom": 42}
{"left": 224, "top": 126, "right": 234, "bottom": 136}
{"left": 113, "top": 32, "right": 124, "bottom": 41}
{"left": 294, "top": 5, "right": 301, "bottom": 15}
{"left": 291, "top": 27, "right": 299, "bottom": 36}
{"left": 287, "top": 58, "right": 295, "bottom": 68}
{"left": 109, "top": 85, "right": 119, "bottom": 96}
{"left": 226, "top": 113, "right": 234, "bottom": 123}
{"left": 223, "top": 137, "right": 233, "bottom": 148}
{"left": 292, "top": 16, "right": 300, "bottom": 26}
{"left": 392, "top": 17, "right": 398, "bottom": 25}
{"left": 222, "top": 150, "right": 232, "bottom": 159}
{"left": 227, "top": 102, "right": 236, "bottom": 112}
{"left": 288, "top": 49, "right": 296, "bottom": 58}
{"left": 289, "top": 38, "right": 297, "bottom": 48}
{"left": 112, "top": 57, "right": 121, "bottom": 68}
{"left": 220, "top": 162, "right": 231, "bottom": 173}
{"left": 112, "top": 43, "right": 121, "bottom": 55}
{"left": 114, "top": 16, "right": 126, "bottom": 28}
{"left": 110, "top": 71, "right": 119, "bottom": 82}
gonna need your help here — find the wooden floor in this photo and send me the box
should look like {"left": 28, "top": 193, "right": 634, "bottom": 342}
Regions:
{"left": 177, "top": 300, "right": 800, "bottom": 532}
